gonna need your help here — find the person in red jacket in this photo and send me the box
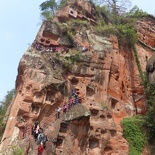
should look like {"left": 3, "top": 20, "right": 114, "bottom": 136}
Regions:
{"left": 38, "top": 142, "right": 44, "bottom": 155}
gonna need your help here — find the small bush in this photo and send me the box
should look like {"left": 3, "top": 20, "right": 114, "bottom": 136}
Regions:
{"left": 144, "top": 107, "right": 155, "bottom": 143}
{"left": 70, "top": 54, "right": 80, "bottom": 64}
{"left": 121, "top": 116, "right": 146, "bottom": 155}
{"left": 94, "top": 24, "right": 116, "bottom": 36}
{"left": 116, "top": 24, "right": 138, "bottom": 47}
{"left": 64, "top": 53, "right": 81, "bottom": 65}
{"left": 67, "top": 19, "right": 90, "bottom": 28}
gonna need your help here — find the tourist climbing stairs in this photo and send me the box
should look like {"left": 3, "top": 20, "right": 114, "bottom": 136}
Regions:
{"left": 24, "top": 81, "right": 86, "bottom": 154}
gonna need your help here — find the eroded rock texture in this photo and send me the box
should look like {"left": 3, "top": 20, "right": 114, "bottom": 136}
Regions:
{"left": 1, "top": 0, "right": 155, "bottom": 155}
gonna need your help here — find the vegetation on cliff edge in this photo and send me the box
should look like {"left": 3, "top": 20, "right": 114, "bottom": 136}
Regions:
{"left": 121, "top": 116, "right": 146, "bottom": 155}
{"left": 0, "top": 89, "right": 15, "bottom": 141}
{"left": 143, "top": 73, "right": 155, "bottom": 143}
{"left": 39, "top": 1, "right": 155, "bottom": 154}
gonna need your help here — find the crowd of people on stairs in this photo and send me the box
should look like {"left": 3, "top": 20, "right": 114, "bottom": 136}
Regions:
{"left": 56, "top": 87, "right": 82, "bottom": 119}
{"left": 30, "top": 87, "right": 82, "bottom": 155}
{"left": 31, "top": 121, "right": 48, "bottom": 155}
{"left": 31, "top": 40, "right": 69, "bottom": 54}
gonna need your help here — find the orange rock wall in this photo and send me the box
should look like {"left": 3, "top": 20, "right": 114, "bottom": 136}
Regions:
{"left": 1, "top": 2, "right": 155, "bottom": 155}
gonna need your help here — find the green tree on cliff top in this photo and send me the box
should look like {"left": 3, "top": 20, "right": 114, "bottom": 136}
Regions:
{"left": 40, "top": 0, "right": 58, "bottom": 20}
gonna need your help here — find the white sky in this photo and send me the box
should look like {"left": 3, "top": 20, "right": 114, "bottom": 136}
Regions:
{"left": 0, "top": 0, "right": 154, "bottom": 101}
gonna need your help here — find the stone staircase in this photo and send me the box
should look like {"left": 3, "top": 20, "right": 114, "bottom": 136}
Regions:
{"left": 28, "top": 136, "right": 38, "bottom": 155}
{"left": 40, "top": 111, "right": 57, "bottom": 129}
{"left": 23, "top": 104, "right": 90, "bottom": 155}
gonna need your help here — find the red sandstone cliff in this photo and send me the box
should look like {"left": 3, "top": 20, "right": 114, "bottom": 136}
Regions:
{"left": 0, "top": 0, "right": 155, "bottom": 154}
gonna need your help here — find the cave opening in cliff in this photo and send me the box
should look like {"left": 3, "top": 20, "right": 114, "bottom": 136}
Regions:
{"left": 104, "top": 146, "right": 112, "bottom": 152}
{"left": 56, "top": 137, "right": 64, "bottom": 147}
{"left": 70, "top": 10, "right": 74, "bottom": 14}
{"left": 41, "top": 38, "right": 45, "bottom": 42}
{"left": 59, "top": 123, "right": 68, "bottom": 133}
{"left": 46, "top": 40, "right": 50, "bottom": 44}
{"left": 107, "top": 113, "right": 112, "bottom": 119}
{"left": 109, "top": 130, "right": 116, "bottom": 137}
{"left": 86, "top": 86, "right": 95, "bottom": 96}
{"left": 111, "top": 98, "right": 118, "bottom": 109}
{"left": 90, "top": 109, "right": 98, "bottom": 116}
{"left": 31, "top": 103, "right": 39, "bottom": 114}
{"left": 89, "top": 138, "right": 99, "bottom": 149}
{"left": 70, "top": 77, "right": 79, "bottom": 85}
{"left": 101, "top": 129, "right": 106, "bottom": 134}
{"left": 121, "top": 82, "right": 125, "bottom": 93}
{"left": 100, "top": 114, "right": 106, "bottom": 119}
{"left": 45, "top": 90, "right": 55, "bottom": 103}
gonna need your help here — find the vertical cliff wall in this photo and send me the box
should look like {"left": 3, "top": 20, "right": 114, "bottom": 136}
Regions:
{"left": 1, "top": 0, "right": 155, "bottom": 154}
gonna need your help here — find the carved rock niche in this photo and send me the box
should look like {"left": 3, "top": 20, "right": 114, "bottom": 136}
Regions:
{"left": 89, "top": 138, "right": 99, "bottom": 149}
{"left": 86, "top": 85, "right": 95, "bottom": 96}
{"left": 70, "top": 77, "right": 79, "bottom": 85}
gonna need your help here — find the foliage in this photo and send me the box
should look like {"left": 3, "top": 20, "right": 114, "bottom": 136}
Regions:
{"left": 11, "top": 145, "right": 24, "bottom": 155}
{"left": 94, "top": 2, "right": 141, "bottom": 46}
{"left": 143, "top": 72, "right": 155, "bottom": 143}
{"left": 40, "top": 0, "right": 58, "bottom": 20}
{"left": 65, "top": 20, "right": 90, "bottom": 39}
{"left": 128, "top": 5, "right": 147, "bottom": 18}
{"left": 94, "top": 0, "right": 131, "bottom": 16}
{"left": 57, "top": 20, "right": 90, "bottom": 46}
{"left": 56, "top": 22, "right": 75, "bottom": 45}
{"left": 142, "top": 62, "right": 155, "bottom": 145}
{"left": 64, "top": 53, "right": 81, "bottom": 65}
{"left": 95, "top": 5, "right": 111, "bottom": 24}
{"left": 121, "top": 116, "right": 146, "bottom": 155}
{"left": 143, "top": 72, "right": 155, "bottom": 106}
{"left": 132, "top": 46, "right": 144, "bottom": 82}
{"left": 59, "top": 0, "right": 68, "bottom": 8}
{"left": 116, "top": 24, "right": 138, "bottom": 47}
{"left": 95, "top": 24, "right": 116, "bottom": 36}
{"left": 70, "top": 54, "right": 81, "bottom": 64}
{"left": 96, "top": 5, "right": 109, "bottom": 15}
{"left": 1, "top": 89, "right": 15, "bottom": 107}
{"left": 68, "top": 19, "right": 90, "bottom": 28}
{"left": 0, "top": 89, "right": 15, "bottom": 141}
{"left": 53, "top": 49, "right": 81, "bottom": 74}
{"left": 143, "top": 107, "right": 155, "bottom": 143}
{"left": 0, "top": 106, "right": 6, "bottom": 140}
{"left": 41, "top": 11, "right": 54, "bottom": 20}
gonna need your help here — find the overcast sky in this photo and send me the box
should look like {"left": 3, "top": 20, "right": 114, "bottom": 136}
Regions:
{"left": 0, "top": 0, "right": 155, "bottom": 101}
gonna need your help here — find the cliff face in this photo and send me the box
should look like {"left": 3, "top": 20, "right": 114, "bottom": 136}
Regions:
{"left": 1, "top": 0, "right": 155, "bottom": 154}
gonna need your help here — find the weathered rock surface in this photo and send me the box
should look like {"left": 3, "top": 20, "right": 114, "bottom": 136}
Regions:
{"left": 136, "top": 16, "right": 155, "bottom": 49}
{"left": 1, "top": 0, "right": 155, "bottom": 155}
